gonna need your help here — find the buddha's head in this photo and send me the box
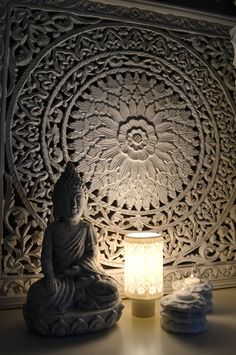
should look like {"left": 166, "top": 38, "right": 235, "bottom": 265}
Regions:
{"left": 52, "top": 162, "right": 87, "bottom": 222}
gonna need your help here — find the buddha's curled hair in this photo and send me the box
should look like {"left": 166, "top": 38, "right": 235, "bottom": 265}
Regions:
{"left": 52, "top": 161, "right": 85, "bottom": 218}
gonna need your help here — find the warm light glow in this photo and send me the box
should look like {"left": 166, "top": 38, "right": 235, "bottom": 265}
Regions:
{"left": 124, "top": 232, "right": 163, "bottom": 300}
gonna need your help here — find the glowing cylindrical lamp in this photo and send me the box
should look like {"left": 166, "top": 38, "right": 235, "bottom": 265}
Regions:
{"left": 124, "top": 232, "right": 163, "bottom": 317}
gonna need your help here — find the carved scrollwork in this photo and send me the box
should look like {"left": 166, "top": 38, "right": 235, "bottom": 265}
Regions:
{"left": 3, "top": 173, "right": 43, "bottom": 275}
{"left": 199, "top": 206, "right": 236, "bottom": 263}
{"left": 6, "top": 22, "right": 235, "bottom": 269}
{"left": 0, "top": 276, "right": 40, "bottom": 298}
{"left": 7, "top": 6, "right": 102, "bottom": 96}
{"left": 165, "top": 263, "right": 236, "bottom": 283}
{"left": 0, "top": 1, "right": 8, "bottom": 101}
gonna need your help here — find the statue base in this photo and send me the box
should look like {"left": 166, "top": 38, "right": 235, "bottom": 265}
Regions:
{"left": 23, "top": 301, "right": 124, "bottom": 336}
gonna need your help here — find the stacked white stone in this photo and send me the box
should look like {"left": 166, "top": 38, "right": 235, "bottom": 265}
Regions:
{"left": 186, "top": 282, "right": 213, "bottom": 313}
{"left": 160, "top": 290, "right": 208, "bottom": 334}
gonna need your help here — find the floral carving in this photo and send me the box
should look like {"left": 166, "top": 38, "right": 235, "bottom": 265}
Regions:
{"left": 3, "top": 173, "right": 43, "bottom": 274}
{"left": 68, "top": 73, "right": 198, "bottom": 211}
{"left": 118, "top": 117, "right": 157, "bottom": 161}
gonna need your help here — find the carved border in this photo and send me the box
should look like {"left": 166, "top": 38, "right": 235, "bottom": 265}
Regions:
{"left": 231, "top": 25, "right": 236, "bottom": 69}
{"left": 8, "top": 0, "right": 235, "bottom": 35}
{"left": 1, "top": 261, "right": 236, "bottom": 308}
{"left": 0, "top": 0, "right": 9, "bottom": 276}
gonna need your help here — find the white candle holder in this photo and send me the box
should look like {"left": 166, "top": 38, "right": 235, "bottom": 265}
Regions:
{"left": 172, "top": 274, "right": 213, "bottom": 313}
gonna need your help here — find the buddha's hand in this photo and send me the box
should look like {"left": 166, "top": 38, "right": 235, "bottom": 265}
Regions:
{"left": 46, "top": 276, "right": 58, "bottom": 293}
{"left": 64, "top": 265, "right": 81, "bottom": 276}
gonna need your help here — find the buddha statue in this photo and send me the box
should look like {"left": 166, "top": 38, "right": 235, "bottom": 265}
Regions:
{"left": 24, "top": 162, "right": 123, "bottom": 336}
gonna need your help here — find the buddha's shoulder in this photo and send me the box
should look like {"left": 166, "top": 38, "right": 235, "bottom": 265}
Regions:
{"left": 45, "top": 219, "right": 92, "bottom": 232}
{"left": 45, "top": 220, "right": 64, "bottom": 233}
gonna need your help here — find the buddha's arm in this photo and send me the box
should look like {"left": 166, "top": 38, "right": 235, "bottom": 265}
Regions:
{"left": 85, "top": 224, "right": 98, "bottom": 259}
{"left": 41, "top": 226, "right": 54, "bottom": 279}
{"left": 83, "top": 223, "right": 105, "bottom": 273}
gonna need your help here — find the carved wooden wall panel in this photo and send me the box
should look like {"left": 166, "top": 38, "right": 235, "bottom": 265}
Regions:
{"left": 0, "top": 0, "right": 235, "bottom": 308}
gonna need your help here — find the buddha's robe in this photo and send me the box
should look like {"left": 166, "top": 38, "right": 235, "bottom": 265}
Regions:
{"left": 27, "top": 220, "right": 118, "bottom": 313}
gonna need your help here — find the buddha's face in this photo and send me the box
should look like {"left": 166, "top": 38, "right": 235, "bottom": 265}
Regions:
{"left": 61, "top": 190, "right": 86, "bottom": 222}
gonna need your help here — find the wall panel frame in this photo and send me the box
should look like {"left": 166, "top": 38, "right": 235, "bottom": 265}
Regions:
{"left": 0, "top": 0, "right": 235, "bottom": 308}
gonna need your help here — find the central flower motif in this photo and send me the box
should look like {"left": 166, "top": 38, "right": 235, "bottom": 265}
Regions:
{"left": 132, "top": 133, "right": 143, "bottom": 144}
{"left": 118, "top": 116, "right": 157, "bottom": 161}
{"left": 68, "top": 72, "right": 199, "bottom": 211}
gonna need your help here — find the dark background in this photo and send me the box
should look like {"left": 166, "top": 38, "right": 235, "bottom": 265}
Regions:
{"left": 147, "top": 0, "right": 236, "bottom": 16}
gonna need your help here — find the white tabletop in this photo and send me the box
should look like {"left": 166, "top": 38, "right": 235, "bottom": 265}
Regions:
{"left": 0, "top": 288, "right": 236, "bottom": 355}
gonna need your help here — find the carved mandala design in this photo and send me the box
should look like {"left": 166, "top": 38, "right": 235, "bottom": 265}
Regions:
{"left": 2, "top": 5, "right": 236, "bottom": 282}
{"left": 67, "top": 72, "right": 199, "bottom": 214}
